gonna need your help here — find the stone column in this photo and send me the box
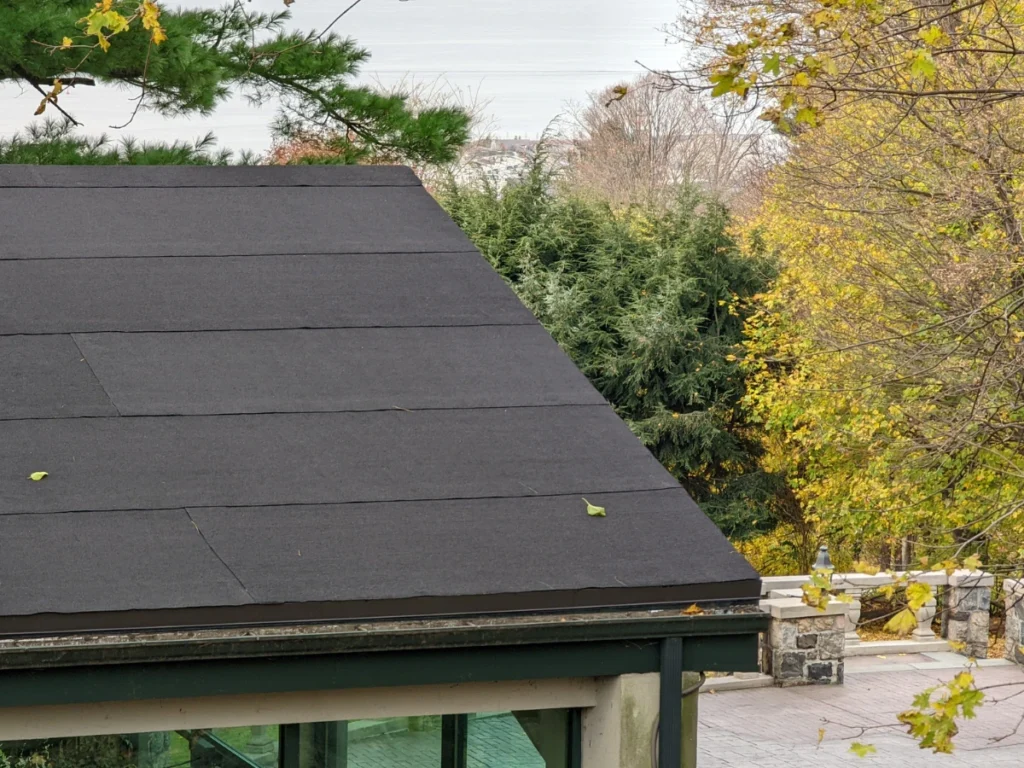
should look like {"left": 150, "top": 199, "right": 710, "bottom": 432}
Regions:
{"left": 1004, "top": 579, "right": 1024, "bottom": 665}
{"left": 947, "top": 570, "right": 994, "bottom": 659}
{"left": 761, "top": 598, "right": 846, "bottom": 686}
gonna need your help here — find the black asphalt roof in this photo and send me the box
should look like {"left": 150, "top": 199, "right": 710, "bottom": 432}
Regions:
{"left": 0, "top": 165, "right": 759, "bottom": 636}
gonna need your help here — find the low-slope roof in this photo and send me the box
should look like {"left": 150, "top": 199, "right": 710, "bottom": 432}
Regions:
{"left": 0, "top": 165, "right": 758, "bottom": 636}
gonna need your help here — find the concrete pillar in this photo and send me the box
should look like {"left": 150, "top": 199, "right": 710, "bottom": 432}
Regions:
{"left": 581, "top": 674, "right": 659, "bottom": 768}
{"left": 1004, "top": 579, "right": 1024, "bottom": 664}
{"left": 947, "top": 570, "right": 994, "bottom": 658}
{"left": 761, "top": 598, "right": 846, "bottom": 686}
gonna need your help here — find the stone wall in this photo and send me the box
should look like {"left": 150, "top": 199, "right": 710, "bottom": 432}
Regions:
{"left": 946, "top": 571, "right": 994, "bottom": 659}
{"left": 761, "top": 599, "right": 846, "bottom": 686}
{"left": 1005, "top": 579, "right": 1024, "bottom": 665}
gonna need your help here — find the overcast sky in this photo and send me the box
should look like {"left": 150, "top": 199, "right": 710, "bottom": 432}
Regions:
{"left": 0, "top": 0, "right": 683, "bottom": 154}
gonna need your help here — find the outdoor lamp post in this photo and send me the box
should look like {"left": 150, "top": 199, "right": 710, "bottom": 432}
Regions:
{"left": 814, "top": 545, "right": 833, "bottom": 572}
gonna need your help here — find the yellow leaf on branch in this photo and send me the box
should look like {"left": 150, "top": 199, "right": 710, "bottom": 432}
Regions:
{"left": 141, "top": 0, "right": 167, "bottom": 45}
{"left": 906, "top": 582, "right": 932, "bottom": 612}
{"left": 884, "top": 607, "right": 918, "bottom": 636}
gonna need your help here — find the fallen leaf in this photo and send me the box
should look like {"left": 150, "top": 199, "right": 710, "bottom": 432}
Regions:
{"left": 682, "top": 603, "right": 704, "bottom": 615}
{"left": 583, "top": 498, "right": 606, "bottom": 517}
{"left": 817, "top": 727, "right": 826, "bottom": 745}
{"left": 849, "top": 742, "right": 877, "bottom": 758}
{"left": 28, "top": 471, "right": 48, "bottom": 481}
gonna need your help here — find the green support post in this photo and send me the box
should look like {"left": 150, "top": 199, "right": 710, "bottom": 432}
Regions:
{"left": 278, "top": 724, "right": 300, "bottom": 768}
{"left": 659, "top": 637, "right": 683, "bottom": 768}
{"left": 441, "top": 714, "right": 468, "bottom": 768}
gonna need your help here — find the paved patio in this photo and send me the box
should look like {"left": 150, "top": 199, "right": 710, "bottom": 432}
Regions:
{"left": 699, "top": 656, "right": 1024, "bottom": 767}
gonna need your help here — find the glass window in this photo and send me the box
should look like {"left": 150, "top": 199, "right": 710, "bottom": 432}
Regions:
{"left": 345, "top": 716, "right": 442, "bottom": 767}
{"left": 468, "top": 710, "right": 571, "bottom": 768}
{"left": 0, "top": 709, "right": 574, "bottom": 768}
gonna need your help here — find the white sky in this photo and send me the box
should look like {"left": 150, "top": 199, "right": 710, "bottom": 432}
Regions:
{"left": 0, "top": 0, "right": 683, "bottom": 154}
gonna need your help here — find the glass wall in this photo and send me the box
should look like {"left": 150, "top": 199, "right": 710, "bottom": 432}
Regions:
{"left": 0, "top": 709, "right": 577, "bottom": 768}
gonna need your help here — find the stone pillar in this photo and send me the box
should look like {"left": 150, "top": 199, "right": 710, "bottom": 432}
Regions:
{"left": 1004, "top": 579, "right": 1024, "bottom": 665}
{"left": 761, "top": 598, "right": 846, "bottom": 686}
{"left": 947, "top": 570, "right": 994, "bottom": 659}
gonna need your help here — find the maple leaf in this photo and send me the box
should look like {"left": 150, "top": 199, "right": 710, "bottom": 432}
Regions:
{"left": 141, "top": 1, "right": 167, "bottom": 45}
{"left": 884, "top": 607, "right": 918, "bottom": 636}
{"left": 849, "top": 743, "right": 876, "bottom": 758}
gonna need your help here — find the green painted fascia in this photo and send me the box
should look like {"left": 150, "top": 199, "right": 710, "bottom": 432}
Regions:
{"left": 0, "top": 611, "right": 768, "bottom": 671}
{"left": 0, "top": 612, "right": 767, "bottom": 709}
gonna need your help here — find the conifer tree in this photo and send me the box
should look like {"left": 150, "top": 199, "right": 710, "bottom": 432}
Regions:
{"left": 440, "top": 160, "right": 783, "bottom": 539}
{"left": 0, "top": 1, "right": 469, "bottom": 164}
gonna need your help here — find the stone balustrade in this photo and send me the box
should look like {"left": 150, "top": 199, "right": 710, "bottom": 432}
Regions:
{"left": 761, "top": 569, "right": 994, "bottom": 663}
{"left": 750, "top": 570, "right": 1024, "bottom": 685}
{"left": 716, "top": 569, "right": 1024, "bottom": 688}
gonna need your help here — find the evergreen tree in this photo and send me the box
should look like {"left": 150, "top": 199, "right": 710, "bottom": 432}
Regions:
{"left": 0, "top": 119, "right": 254, "bottom": 165}
{"left": 0, "top": 1, "right": 469, "bottom": 165}
{"left": 439, "top": 161, "right": 784, "bottom": 538}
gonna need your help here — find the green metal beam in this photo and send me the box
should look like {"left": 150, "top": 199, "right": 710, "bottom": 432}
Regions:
{"left": 682, "top": 633, "right": 761, "bottom": 673}
{"left": 0, "top": 612, "right": 769, "bottom": 671}
{"left": 0, "top": 629, "right": 762, "bottom": 709}
{"left": 0, "top": 640, "right": 656, "bottom": 708}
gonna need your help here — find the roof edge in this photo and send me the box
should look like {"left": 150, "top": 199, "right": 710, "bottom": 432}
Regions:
{"left": 0, "top": 579, "right": 762, "bottom": 639}
{"left": 0, "top": 165, "right": 423, "bottom": 189}
{"left": 0, "top": 605, "right": 768, "bottom": 671}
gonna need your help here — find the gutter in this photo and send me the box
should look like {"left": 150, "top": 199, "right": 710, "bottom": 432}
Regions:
{"left": 0, "top": 605, "right": 767, "bottom": 671}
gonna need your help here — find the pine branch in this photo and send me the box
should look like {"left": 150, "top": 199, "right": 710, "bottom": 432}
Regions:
{"left": 15, "top": 65, "right": 83, "bottom": 126}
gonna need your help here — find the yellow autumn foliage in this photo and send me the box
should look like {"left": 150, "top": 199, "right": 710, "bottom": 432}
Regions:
{"left": 740, "top": 95, "right": 1024, "bottom": 565}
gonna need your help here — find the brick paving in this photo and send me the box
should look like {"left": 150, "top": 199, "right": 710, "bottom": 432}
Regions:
{"left": 699, "top": 661, "right": 1024, "bottom": 767}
